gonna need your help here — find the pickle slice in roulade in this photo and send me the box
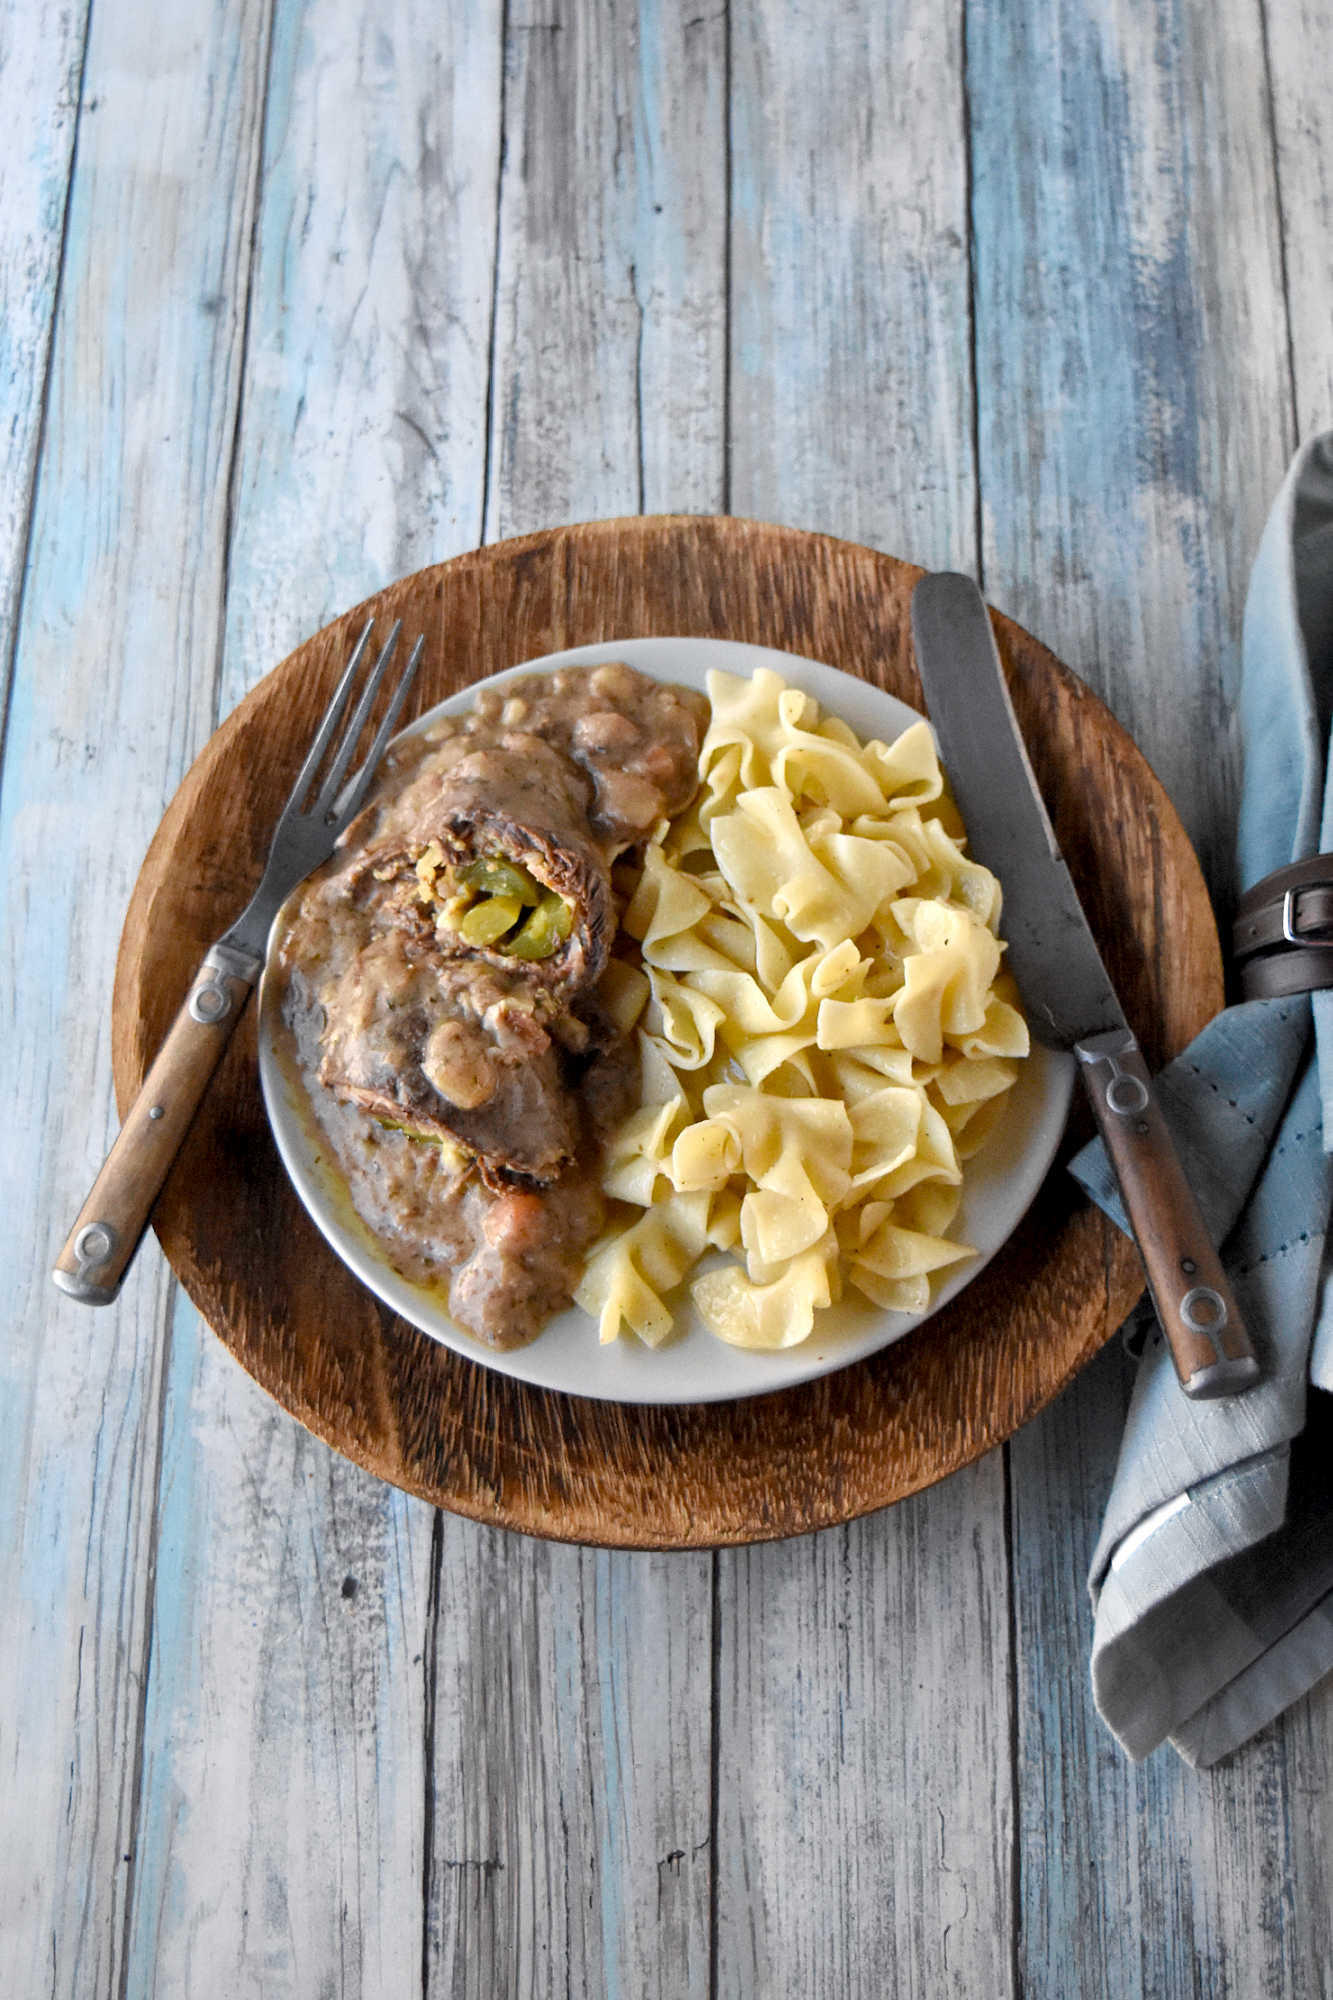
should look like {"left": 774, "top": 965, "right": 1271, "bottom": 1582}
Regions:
{"left": 458, "top": 855, "right": 540, "bottom": 905}
{"left": 456, "top": 891, "right": 524, "bottom": 947}
{"left": 350, "top": 736, "right": 614, "bottom": 1000}
{"left": 432, "top": 856, "right": 573, "bottom": 958}
{"left": 500, "top": 890, "right": 575, "bottom": 961}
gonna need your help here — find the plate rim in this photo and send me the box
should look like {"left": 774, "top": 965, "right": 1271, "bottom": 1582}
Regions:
{"left": 258, "top": 632, "right": 1076, "bottom": 1407}
{"left": 110, "top": 515, "right": 1220, "bottom": 1543}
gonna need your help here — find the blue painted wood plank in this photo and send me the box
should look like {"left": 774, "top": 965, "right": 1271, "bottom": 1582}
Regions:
{"left": 0, "top": 0, "right": 88, "bottom": 703}
{"left": 219, "top": 0, "right": 505, "bottom": 694}
{"left": 0, "top": 0, "right": 270, "bottom": 1990}
{"left": 425, "top": 1536, "right": 714, "bottom": 2000}
{"left": 125, "top": 1301, "right": 435, "bottom": 1997}
{"left": 1011, "top": 1345, "right": 1333, "bottom": 1999}
{"left": 713, "top": 1466, "right": 1014, "bottom": 2000}
{"left": 122, "top": 0, "right": 503, "bottom": 1990}
{"left": 5, "top": 0, "right": 1328, "bottom": 1993}
{"left": 969, "top": 0, "right": 1293, "bottom": 901}
{"left": 969, "top": 0, "right": 1331, "bottom": 1992}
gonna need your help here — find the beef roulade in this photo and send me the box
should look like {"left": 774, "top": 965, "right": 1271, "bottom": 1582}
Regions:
{"left": 348, "top": 732, "right": 616, "bottom": 1004}
{"left": 274, "top": 661, "right": 706, "bottom": 1341}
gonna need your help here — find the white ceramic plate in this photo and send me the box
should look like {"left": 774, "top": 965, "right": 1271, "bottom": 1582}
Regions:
{"left": 258, "top": 637, "right": 1075, "bottom": 1405}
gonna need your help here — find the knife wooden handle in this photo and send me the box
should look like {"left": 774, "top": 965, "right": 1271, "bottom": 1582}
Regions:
{"left": 52, "top": 950, "right": 256, "bottom": 1304}
{"left": 1075, "top": 1027, "right": 1260, "bottom": 1398}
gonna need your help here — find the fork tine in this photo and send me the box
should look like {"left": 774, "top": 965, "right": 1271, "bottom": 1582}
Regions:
{"left": 282, "top": 617, "right": 375, "bottom": 815}
{"left": 312, "top": 617, "right": 404, "bottom": 815}
{"left": 334, "top": 634, "right": 426, "bottom": 825}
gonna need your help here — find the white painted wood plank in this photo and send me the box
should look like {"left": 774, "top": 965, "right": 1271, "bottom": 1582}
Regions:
{"left": 0, "top": 0, "right": 270, "bottom": 1992}
{"left": 220, "top": 0, "right": 504, "bottom": 688}
{"left": 125, "top": 1306, "right": 435, "bottom": 1999}
{"left": 727, "top": 0, "right": 976, "bottom": 571}
{"left": 121, "top": 2, "right": 503, "bottom": 1994}
{"left": 716, "top": 5, "right": 1013, "bottom": 1994}
{"left": 0, "top": 0, "right": 87, "bottom": 692}
{"left": 713, "top": 1463, "right": 1014, "bottom": 2000}
{"left": 1011, "top": 1348, "right": 1333, "bottom": 2000}
{"left": 424, "top": 6, "right": 724, "bottom": 1993}
{"left": 1275, "top": 1663, "right": 1333, "bottom": 1997}
{"left": 970, "top": 0, "right": 1294, "bottom": 897}
{"left": 1265, "top": 0, "right": 1333, "bottom": 436}
{"left": 425, "top": 1537, "right": 714, "bottom": 2000}
{"left": 970, "top": 0, "right": 1332, "bottom": 1990}
{"left": 484, "top": 0, "right": 727, "bottom": 540}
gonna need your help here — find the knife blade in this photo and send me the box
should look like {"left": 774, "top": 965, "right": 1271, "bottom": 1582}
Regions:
{"left": 911, "top": 571, "right": 1259, "bottom": 1400}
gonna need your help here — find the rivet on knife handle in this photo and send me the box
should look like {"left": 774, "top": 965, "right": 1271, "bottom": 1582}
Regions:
{"left": 1076, "top": 1028, "right": 1260, "bottom": 1398}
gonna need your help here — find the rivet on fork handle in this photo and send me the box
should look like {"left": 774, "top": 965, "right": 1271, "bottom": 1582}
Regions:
{"left": 54, "top": 618, "right": 424, "bottom": 1305}
{"left": 52, "top": 946, "right": 261, "bottom": 1304}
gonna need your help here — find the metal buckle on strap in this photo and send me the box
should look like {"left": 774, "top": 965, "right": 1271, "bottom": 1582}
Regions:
{"left": 1232, "top": 856, "right": 1333, "bottom": 996}
{"left": 1282, "top": 885, "right": 1333, "bottom": 948}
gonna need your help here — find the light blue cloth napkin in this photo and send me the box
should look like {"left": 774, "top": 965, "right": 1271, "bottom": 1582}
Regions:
{"left": 1069, "top": 430, "right": 1333, "bottom": 1766}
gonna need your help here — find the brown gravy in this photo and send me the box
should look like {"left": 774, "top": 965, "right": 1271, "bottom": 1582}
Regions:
{"left": 274, "top": 661, "right": 706, "bottom": 1349}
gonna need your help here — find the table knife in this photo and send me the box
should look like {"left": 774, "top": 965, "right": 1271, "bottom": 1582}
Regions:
{"left": 910, "top": 571, "right": 1259, "bottom": 1399}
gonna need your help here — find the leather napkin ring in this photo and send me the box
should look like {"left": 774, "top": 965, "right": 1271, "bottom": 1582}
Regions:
{"left": 1232, "top": 854, "right": 1333, "bottom": 998}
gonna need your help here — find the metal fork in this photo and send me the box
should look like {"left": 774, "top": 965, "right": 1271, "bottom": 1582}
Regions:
{"left": 53, "top": 618, "right": 425, "bottom": 1304}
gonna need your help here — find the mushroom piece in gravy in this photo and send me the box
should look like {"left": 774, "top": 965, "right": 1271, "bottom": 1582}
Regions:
{"left": 274, "top": 661, "right": 707, "bottom": 1349}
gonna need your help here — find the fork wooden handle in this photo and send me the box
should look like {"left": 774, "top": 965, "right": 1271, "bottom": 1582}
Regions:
{"left": 52, "top": 948, "right": 258, "bottom": 1304}
{"left": 1075, "top": 1027, "right": 1260, "bottom": 1398}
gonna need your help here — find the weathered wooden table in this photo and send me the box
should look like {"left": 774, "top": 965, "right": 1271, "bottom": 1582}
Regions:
{"left": 5, "top": 2, "right": 1331, "bottom": 1993}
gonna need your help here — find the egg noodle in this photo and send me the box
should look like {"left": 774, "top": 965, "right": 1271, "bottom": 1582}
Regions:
{"left": 573, "top": 666, "right": 1029, "bottom": 1351}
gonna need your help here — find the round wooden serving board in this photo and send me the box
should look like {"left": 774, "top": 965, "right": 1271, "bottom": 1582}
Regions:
{"left": 114, "top": 517, "right": 1222, "bottom": 1548}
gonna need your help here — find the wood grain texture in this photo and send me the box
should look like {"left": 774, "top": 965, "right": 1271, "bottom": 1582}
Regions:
{"left": 120, "top": 4, "right": 504, "bottom": 1992}
{"left": 221, "top": 0, "right": 503, "bottom": 690}
{"left": 1010, "top": 1339, "right": 1333, "bottom": 2000}
{"left": 111, "top": 517, "right": 1221, "bottom": 1547}
{"left": 124, "top": 1308, "right": 434, "bottom": 1998}
{"left": 969, "top": 0, "right": 1294, "bottom": 907}
{"left": 1075, "top": 1034, "right": 1257, "bottom": 1392}
{"left": 0, "top": 0, "right": 269, "bottom": 1992}
{"left": 432, "top": 16, "right": 722, "bottom": 1995}
{"left": 716, "top": 15, "right": 1012, "bottom": 1989}
{"left": 713, "top": 1462, "right": 1014, "bottom": 1999}
{"left": 0, "top": 0, "right": 87, "bottom": 696}
{"left": 486, "top": 0, "right": 727, "bottom": 538}
{"left": 728, "top": 0, "right": 975, "bottom": 567}
{"left": 424, "top": 1534, "right": 713, "bottom": 1999}
{"left": 53, "top": 965, "right": 255, "bottom": 1302}
{"left": 971, "top": 0, "right": 1333, "bottom": 1991}
{"left": 7, "top": 1, "right": 1332, "bottom": 1992}
{"left": 1260, "top": 0, "right": 1333, "bottom": 1970}
{"left": 1265, "top": 0, "right": 1333, "bottom": 437}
